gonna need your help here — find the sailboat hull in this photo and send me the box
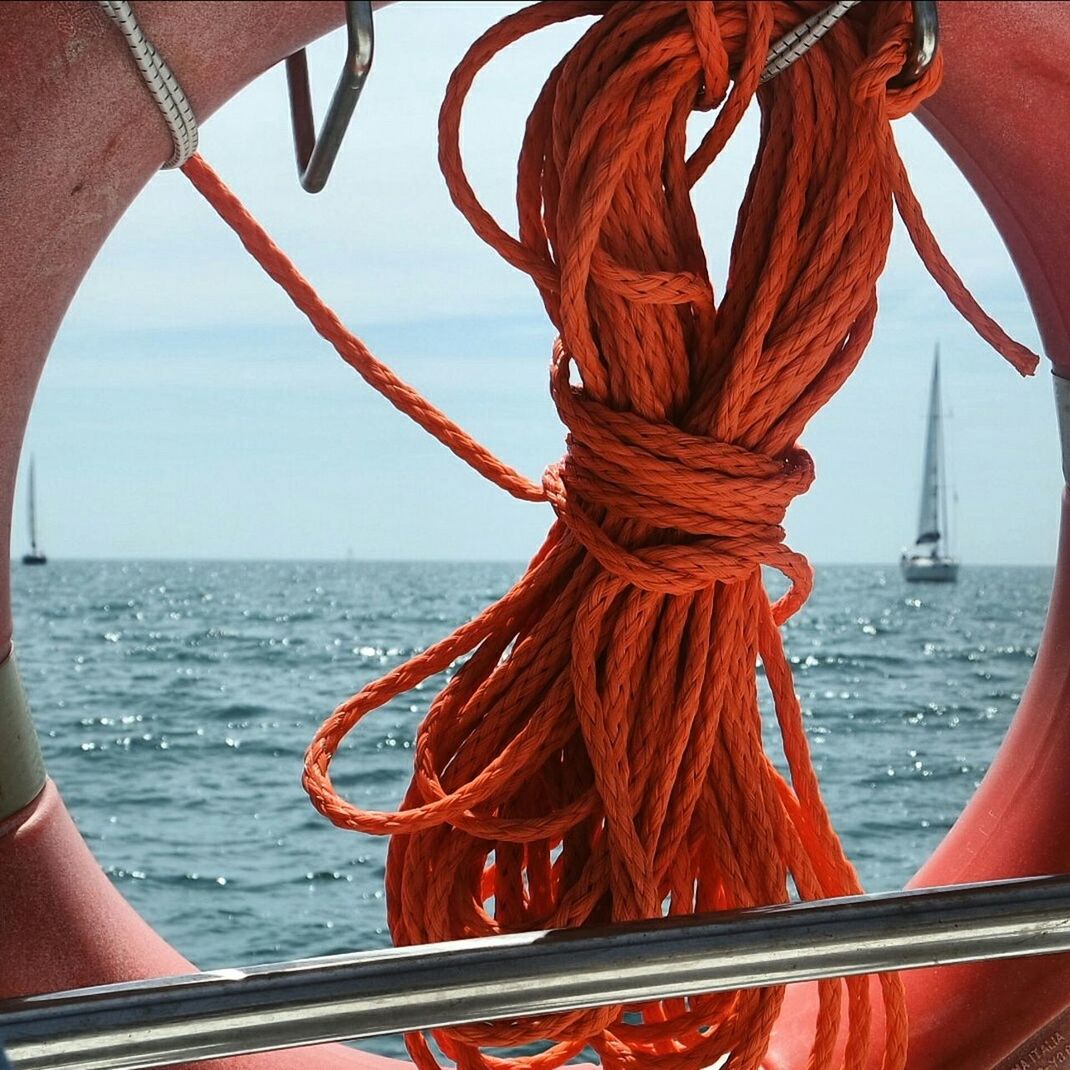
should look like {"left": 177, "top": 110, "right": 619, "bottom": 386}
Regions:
{"left": 900, "top": 555, "right": 959, "bottom": 582}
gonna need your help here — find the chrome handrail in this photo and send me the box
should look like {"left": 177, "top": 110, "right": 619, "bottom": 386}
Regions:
{"left": 3, "top": 874, "right": 1070, "bottom": 1070}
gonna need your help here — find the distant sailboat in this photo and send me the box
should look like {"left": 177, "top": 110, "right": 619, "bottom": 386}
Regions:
{"left": 21, "top": 458, "right": 47, "bottom": 566}
{"left": 901, "top": 347, "right": 957, "bottom": 582}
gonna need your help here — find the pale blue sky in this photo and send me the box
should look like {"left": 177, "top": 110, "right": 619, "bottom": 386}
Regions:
{"left": 18, "top": 2, "right": 1060, "bottom": 564}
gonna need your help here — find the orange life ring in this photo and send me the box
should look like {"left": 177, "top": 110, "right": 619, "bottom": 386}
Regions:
{"left": 1, "top": 4, "right": 1069, "bottom": 1069}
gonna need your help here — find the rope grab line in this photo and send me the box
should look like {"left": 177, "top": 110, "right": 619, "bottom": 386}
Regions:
{"left": 97, "top": 0, "right": 198, "bottom": 167}
{"left": 109, "top": 1, "right": 1042, "bottom": 1069}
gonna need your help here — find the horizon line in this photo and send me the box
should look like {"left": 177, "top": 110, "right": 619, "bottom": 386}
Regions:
{"left": 9, "top": 557, "right": 1057, "bottom": 569}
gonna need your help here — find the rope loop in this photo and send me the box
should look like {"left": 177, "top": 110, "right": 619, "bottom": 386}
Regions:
{"left": 686, "top": 0, "right": 731, "bottom": 108}
{"left": 851, "top": 0, "right": 944, "bottom": 118}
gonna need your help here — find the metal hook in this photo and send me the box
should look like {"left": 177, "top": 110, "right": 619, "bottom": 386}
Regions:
{"left": 890, "top": 0, "right": 938, "bottom": 88}
{"left": 285, "top": 0, "right": 374, "bottom": 194}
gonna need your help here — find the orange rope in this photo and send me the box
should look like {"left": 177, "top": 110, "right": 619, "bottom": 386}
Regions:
{"left": 182, "top": 3, "right": 1039, "bottom": 1068}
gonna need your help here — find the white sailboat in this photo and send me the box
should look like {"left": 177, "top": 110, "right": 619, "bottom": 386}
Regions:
{"left": 901, "top": 347, "right": 958, "bottom": 582}
{"left": 21, "top": 457, "right": 47, "bottom": 566}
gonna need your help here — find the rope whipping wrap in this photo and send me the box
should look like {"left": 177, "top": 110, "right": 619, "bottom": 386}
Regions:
{"left": 179, "top": 2, "right": 1040, "bottom": 1068}
{"left": 97, "top": 0, "right": 198, "bottom": 167}
{"left": 760, "top": 0, "right": 862, "bottom": 83}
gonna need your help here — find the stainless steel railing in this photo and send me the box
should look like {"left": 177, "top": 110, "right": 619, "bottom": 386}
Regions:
{"left": 3, "top": 874, "right": 1070, "bottom": 1070}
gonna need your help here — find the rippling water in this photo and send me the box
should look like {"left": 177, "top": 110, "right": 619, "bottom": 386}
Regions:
{"left": 10, "top": 561, "right": 1051, "bottom": 1058}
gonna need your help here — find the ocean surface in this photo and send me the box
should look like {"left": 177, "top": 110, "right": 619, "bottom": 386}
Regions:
{"left": 10, "top": 561, "right": 1051, "bottom": 1058}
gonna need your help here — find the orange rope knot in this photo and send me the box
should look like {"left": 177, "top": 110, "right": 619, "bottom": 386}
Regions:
{"left": 543, "top": 342, "right": 816, "bottom": 607}
{"left": 181, "top": 2, "right": 1040, "bottom": 1069}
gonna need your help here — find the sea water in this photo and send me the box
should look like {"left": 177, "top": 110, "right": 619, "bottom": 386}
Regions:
{"left": 10, "top": 561, "right": 1049, "bottom": 1058}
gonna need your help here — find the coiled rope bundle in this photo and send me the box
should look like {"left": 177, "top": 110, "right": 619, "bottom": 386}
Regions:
{"left": 183, "top": 2, "right": 1039, "bottom": 1067}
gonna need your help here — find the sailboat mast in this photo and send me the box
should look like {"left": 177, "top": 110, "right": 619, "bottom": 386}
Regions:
{"left": 932, "top": 350, "right": 947, "bottom": 556}
{"left": 27, "top": 457, "right": 37, "bottom": 555}
{"left": 938, "top": 372, "right": 950, "bottom": 557}
{"left": 915, "top": 347, "right": 943, "bottom": 551}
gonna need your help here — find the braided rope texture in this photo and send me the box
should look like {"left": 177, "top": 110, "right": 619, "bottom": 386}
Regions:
{"left": 181, "top": 2, "right": 1039, "bottom": 1068}
{"left": 97, "top": 0, "right": 198, "bottom": 167}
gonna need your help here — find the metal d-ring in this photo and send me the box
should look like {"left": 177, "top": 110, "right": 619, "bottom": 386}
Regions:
{"left": 889, "top": 0, "right": 939, "bottom": 88}
{"left": 285, "top": 1, "right": 375, "bottom": 194}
